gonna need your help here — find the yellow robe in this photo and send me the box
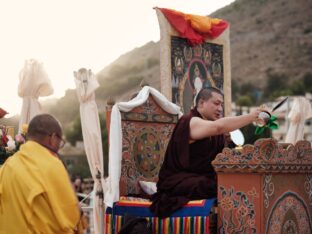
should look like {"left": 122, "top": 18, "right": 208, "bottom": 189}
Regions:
{"left": 0, "top": 141, "right": 80, "bottom": 234}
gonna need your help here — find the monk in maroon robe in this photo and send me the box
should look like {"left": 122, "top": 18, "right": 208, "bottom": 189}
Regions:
{"left": 150, "top": 88, "right": 261, "bottom": 217}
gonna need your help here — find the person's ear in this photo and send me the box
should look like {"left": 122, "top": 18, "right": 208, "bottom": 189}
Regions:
{"left": 47, "top": 133, "right": 54, "bottom": 145}
{"left": 49, "top": 133, "right": 60, "bottom": 147}
{"left": 197, "top": 99, "right": 204, "bottom": 107}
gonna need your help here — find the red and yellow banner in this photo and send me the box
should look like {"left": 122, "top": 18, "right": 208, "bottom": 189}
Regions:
{"left": 158, "top": 8, "right": 229, "bottom": 45}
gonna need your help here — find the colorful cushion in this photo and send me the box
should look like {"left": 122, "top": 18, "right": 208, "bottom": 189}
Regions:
{"left": 107, "top": 196, "right": 216, "bottom": 217}
{"left": 105, "top": 213, "right": 212, "bottom": 234}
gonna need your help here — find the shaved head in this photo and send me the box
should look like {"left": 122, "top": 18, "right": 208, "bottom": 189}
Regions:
{"left": 195, "top": 87, "right": 223, "bottom": 107}
{"left": 27, "top": 114, "right": 62, "bottom": 140}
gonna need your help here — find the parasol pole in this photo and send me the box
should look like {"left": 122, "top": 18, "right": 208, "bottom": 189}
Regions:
{"left": 96, "top": 170, "right": 104, "bottom": 234}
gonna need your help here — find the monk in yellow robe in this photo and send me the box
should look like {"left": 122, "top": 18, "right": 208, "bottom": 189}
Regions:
{"left": 0, "top": 114, "right": 81, "bottom": 234}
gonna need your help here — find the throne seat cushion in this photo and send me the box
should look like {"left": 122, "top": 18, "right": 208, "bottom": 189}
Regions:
{"left": 105, "top": 196, "right": 216, "bottom": 234}
{"left": 106, "top": 196, "right": 216, "bottom": 217}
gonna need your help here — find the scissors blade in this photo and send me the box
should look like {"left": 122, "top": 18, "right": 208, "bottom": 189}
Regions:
{"left": 272, "top": 97, "right": 288, "bottom": 112}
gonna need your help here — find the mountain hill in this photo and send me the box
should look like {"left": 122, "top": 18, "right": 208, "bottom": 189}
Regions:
{"left": 47, "top": 0, "right": 311, "bottom": 129}
{"left": 213, "top": 0, "right": 312, "bottom": 86}
{"left": 95, "top": 0, "right": 312, "bottom": 102}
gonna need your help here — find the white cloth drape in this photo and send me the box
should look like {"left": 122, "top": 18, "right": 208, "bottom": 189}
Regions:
{"left": 18, "top": 59, "right": 53, "bottom": 132}
{"left": 104, "top": 86, "right": 182, "bottom": 207}
{"left": 74, "top": 68, "right": 104, "bottom": 234}
{"left": 285, "top": 97, "right": 312, "bottom": 144}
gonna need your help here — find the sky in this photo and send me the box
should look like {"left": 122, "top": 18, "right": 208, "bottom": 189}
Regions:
{"left": 0, "top": 0, "right": 235, "bottom": 116}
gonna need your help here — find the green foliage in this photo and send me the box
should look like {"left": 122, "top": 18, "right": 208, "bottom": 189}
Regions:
{"left": 291, "top": 80, "right": 305, "bottom": 95}
{"left": 264, "top": 71, "right": 289, "bottom": 100}
{"left": 233, "top": 71, "right": 311, "bottom": 105}
{"left": 48, "top": 89, "right": 79, "bottom": 128}
{"left": 231, "top": 80, "right": 240, "bottom": 100}
{"left": 240, "top": 83, "right": 256, "bottom": 96}
{"left": 64, "top": 113, "right": 109, "bottom": 176}
{"left": 62, "top": 156, "right": 91, "bottom": 179}
{"left": 288, "top": 72, "right": 312, "bottom": 95}
{"left": 236, "top": 95, "right": 253, "bottom": 107}
{"left": 263, "top": 71, "right": 312, "bottom": 100}
{"left": 64, "top": 116, "right": 83, "bottom": 146}
{"left": 303, "top": 73, "right": 312, "bottom": 93}
{"left": 303, "top": 28, "right": 312, "bottom": 34}
{"left": 271, "top": 89, "right": 293, "bottom": 99}
{"left": 232, "top": 80, "right": 261, "bottom": 106}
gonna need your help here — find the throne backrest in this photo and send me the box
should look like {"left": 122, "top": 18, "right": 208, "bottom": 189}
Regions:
{"left": 119, "top": 94, "right": 178, "bottom": 196}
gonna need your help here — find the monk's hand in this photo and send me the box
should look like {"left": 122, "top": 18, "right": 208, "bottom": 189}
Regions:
{"left": 253, "top": 105, "right": 271, "bottom": 125}
{"left": 253, "top": 105, "right": 279, "bottom": 135}
{"left": 250, "top": 107, "right": 263, "bottom": 121}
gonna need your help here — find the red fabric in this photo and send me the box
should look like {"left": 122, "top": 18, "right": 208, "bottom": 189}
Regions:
{"left": 0, "top": 108, "right": 8, "bottom": 118}
{"left": 203, "top": 20, "right": 229, "bottom": 39}
{"left": 158, "top": 8, "right": 229, "bottom": 45}
{"left": 2, "top": 134, "right": 8, "bottom": 145}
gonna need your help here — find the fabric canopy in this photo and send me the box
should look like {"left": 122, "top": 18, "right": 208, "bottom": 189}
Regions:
{"left": 74, "top": 68, "right": 104, "bottom": 234}
{"left": 285, "top": 97, "right": 312, "bottom": 144}
{"left": 157, "top": 7, "right": 229, "bottom": 45}
{"left": 104, "top": 86, "right": 182, "bottom": 207}
{"left": 18, "top": 59, "right": 53, "bottom": 132}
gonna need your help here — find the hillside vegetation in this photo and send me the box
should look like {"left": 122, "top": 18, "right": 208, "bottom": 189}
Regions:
{"left": 3, "top": 0, "right": 311, "bottom": 144}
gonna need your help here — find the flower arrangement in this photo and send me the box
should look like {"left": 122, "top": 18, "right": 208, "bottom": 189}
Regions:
{"left": 0, "top": 124, "right": 28, "bottom": 164}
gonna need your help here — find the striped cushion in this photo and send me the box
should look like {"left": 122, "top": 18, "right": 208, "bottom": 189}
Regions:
{"left": 105, "top": 196, "right": 216, "bottom": 234}
{"left": 105, "top": 214, "right": 211, "bottom": 234}
{"left": 109, "top": 196, "right": 215, "bottom": 217}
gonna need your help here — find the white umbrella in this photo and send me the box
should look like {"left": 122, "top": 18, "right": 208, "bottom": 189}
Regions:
{"left": 74, "top": 68, "right": 104, "bottom": 234}
{"left": 18, "top": 59, "right": 53, "bottom": 132}
{"left": 285, "top": 97, "right": 312, "bottom": 144}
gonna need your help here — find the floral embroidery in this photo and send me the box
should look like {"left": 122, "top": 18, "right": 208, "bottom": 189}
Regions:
{"left": 219, "top": 186, "right": 258, "bottom": 233}
{"left": 219, "top": 196, "right": 234, "bottom": 211}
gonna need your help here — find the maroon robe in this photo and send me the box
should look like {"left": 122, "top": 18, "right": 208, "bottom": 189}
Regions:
{"left": 150, "top": 108, "right": 225, "bottom": 217}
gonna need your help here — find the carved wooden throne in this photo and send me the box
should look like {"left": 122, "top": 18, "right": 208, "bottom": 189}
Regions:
{"left": 105, "top": 86, "right": 216, "bottom": 234}
{"left": 118, "top": 94, "right": 178, "bottom": 196}
{"left": 212, "top": 139, "right": 312, "bottom": 233}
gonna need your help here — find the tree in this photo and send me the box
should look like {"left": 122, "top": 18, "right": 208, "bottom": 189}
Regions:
{"left": 291, "top": 80, "right": 305, "bottom": 95}
{"left": 64, "top": 113, "right": 109, "bottom": 176}
{"left": 264, "top": 71, "right": 290, "bottom": 100}
{"left": 231, "top": 80, "right": 240, "bottom": 101}
{"left": 303, "top": 73, "right": 312, "bottom": 93}
{"left": 235, "top": 95, "right": 253, "bottom": 115}
{"left": 236, "top": 95, "right": 253, "bottom": 107}
{"left": 64, "top": 116, "right": 83, "bottom": 146}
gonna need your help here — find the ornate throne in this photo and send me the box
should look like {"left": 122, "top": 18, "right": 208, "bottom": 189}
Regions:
{"left": 104, "top": 86, "right": 217, "bottom": 234}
